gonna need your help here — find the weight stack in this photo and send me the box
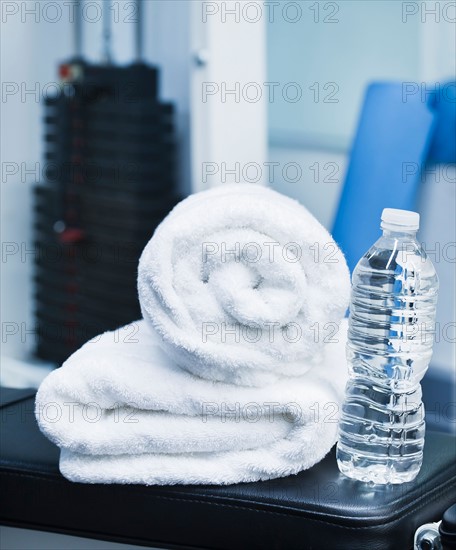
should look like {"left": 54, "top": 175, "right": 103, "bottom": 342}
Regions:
{"left": 34, "top": 60, "right": 179, "bottom": 364}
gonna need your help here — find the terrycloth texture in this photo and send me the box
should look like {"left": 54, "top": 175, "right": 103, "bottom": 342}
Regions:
{"left": 138, "top": 184, "right": 350, "bottom": 387}
{"left": 36, "top": 184, "right": 351, "bottom": 485}
{"left": 36, "top": 319, "right": 349, "bottom": 485}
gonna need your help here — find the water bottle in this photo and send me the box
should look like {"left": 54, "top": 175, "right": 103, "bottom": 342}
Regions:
{"left": 336, "top": 208, "right": 439, "bottom": 484}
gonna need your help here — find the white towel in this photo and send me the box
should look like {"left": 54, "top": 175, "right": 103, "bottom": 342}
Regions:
{"left": 138, "top": 184, "right": 350, "bottom": 387}
{"left": 35, "top": 319, "right": 348, "bottom": 485}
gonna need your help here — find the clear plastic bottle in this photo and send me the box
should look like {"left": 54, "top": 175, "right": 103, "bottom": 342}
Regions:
{"left": 336, "top": 208, "right": 439, "bottom": 484}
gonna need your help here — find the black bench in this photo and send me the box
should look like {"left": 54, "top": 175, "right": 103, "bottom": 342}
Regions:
{"left": 1, "top": 387, "right": 455, "bottom": 549}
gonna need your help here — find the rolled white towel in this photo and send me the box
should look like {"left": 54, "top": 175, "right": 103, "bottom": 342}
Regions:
{"left": 138, "top": 184, "right": 350, "bottom": 387}
{"left": 35, "top": 319, "right": 348, "bottom": 485}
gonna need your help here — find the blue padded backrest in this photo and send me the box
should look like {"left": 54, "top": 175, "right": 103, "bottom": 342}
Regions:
{"left": 332, "top": 82, "right": 437, "bottom": 273}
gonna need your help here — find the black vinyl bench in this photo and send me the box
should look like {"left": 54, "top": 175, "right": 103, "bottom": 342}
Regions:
{"left": 1, "top": 387, "right": 455, "bottom": 550}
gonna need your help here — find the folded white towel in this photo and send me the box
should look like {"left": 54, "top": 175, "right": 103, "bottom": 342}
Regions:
{"left": 35, "top": 319, "right": 348, "bottom": 485}
{"left": 138, "top": 184, "right": 350, "bottom": 387}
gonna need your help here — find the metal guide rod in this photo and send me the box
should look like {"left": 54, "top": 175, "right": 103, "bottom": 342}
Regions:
{"left": 135, "top": 0, "right": 143, "bottom": 62}
{"left": 102, "top": 0, "right": 113, "bottom": 64}
{"left": 73, "top": 0, "right": 82, "bottom": 59}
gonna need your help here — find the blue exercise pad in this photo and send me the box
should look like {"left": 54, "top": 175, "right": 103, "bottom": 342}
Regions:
{"left": 332, "top": 82, "right": 437, "bottom": 272}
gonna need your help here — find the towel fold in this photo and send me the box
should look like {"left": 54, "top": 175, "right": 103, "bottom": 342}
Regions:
{"left": 36, "top": 319, "right": 348, "bottom": 485}
{"left": 138, "top": 184, "right": 350, "bottom": 387}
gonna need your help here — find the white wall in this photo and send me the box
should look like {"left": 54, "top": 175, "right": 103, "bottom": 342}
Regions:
{"left": 190, "top": 0, "right": 267, "bottom": 190}
{"left": 268, "top": 146, "right": 347, "bottom": 228}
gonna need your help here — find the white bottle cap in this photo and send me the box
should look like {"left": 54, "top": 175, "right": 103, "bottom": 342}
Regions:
{"left": 381, "top": 208, "right": 420, "bottom": 231}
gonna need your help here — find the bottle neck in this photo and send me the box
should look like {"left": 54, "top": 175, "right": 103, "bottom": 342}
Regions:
{"left": 381, "top": 228, "right": 418, "bottom": 240}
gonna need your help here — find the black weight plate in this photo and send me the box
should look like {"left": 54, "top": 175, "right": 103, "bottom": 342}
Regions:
{"left": 34, "top": 278, "right": 140, "bottom": 325}
{"left": 34, "top": 277, "right": 138, "bottom": 310}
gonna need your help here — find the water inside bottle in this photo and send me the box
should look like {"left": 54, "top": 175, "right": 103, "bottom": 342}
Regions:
{"left": 336, "top": 229, "right": 438, "bottom": 484}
